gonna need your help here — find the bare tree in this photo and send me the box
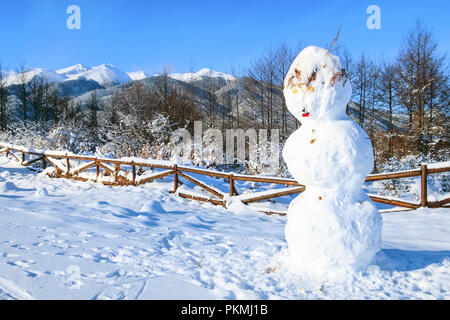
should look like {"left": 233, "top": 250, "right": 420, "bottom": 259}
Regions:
{"left": 339, "top": 48, "right": 355, "bottom": 115}
{"left": 276, "top": 41, "right": 294, "bottom": 136}
{"left": 17, "top": 65, "right": 29, "bottom": 123}
{"left": 247, "top": 58, "right": 265, "bottom": 128}
{"left": 353, "top": 54, "right": 373, "bottom": 127}
{"left": 0, "top": 62, "right": 8, "bottom": 130}
{"left": 395, "top": 22, "right": 449, "bottom": 154}
{"left": 377, "top": 60, "right": 397, "bottom": 157}
{"left": 86, "top": 90, "right": 100, "bottom": 135}
{"left": 28, "top": 74, "right": 49, "bottom": 128}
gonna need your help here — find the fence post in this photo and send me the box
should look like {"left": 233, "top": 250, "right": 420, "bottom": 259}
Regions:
{"left": 131, "top": 161, "right": 136, "bottom": 186}
{"left": 42, "top": 157, "right": 47, "bottom": 170}
{"left": 65, "top": 154, "right": 70, "bottom": 177}
{"left": 173, "top": 164, "right": 178, "bottom": 193}
{"left": 114, "top": 163, "right": 120, "bottom": 184}
{"left": 95, "top": 158, "right": 99, "bottom": 182}
{"left": 5, "top": 148, "right": 8, "bottom": 157}
{"left": 229, "top": 173, "right": 234, "bottom": 197}
{"left": 421, "top": 164, "right": 428, "bottom": 207}
{"left": 21, "top": 152, "right": 25, "bottom": 164}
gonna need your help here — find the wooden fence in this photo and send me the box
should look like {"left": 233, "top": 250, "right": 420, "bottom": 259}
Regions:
{"left": 0, "top": 142, "right": 449, "bottom": 215}
{"left": 365, "top": 164, "right": 450, "bottom": 209}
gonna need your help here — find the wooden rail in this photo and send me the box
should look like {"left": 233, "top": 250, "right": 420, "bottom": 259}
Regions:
{"left": 365, "top": 163, "right": 449, "bottom": 210}
{"left": 0, "top": 142, "right": 306, "bottom": 216}
{"left": 0, "top": 142, "right": 449, "bottom": 215}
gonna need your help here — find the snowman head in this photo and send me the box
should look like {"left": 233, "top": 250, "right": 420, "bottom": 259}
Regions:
{"left": 284, "top": 46, "right": 351, "bottom": 123}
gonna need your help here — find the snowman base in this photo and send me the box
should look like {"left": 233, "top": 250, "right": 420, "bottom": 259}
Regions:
{"left": 285, "top": 187, "right": 382, "bottom": 278}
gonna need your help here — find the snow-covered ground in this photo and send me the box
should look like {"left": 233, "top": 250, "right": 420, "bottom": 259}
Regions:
{"left": 0, "top": 157, "right": 449, "bottom": 300}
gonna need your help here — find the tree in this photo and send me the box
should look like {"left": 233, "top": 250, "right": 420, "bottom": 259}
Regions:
{"left": 377, "top": 60, "right": 397, "bottom": 157}
{"left": 395, "top": 22, "right": 449, "bottom": 154}
{"left": 353, "top": 54, "right": 371, "bottom": 127}
{"left": 246, "top": 57, "right": 267, "bottom": 128}
{"left": 86, "top": 90, "right": 100, "bottom": 135}
{"left": 339, "top": 48, "right": 356, "bottom": 115}
{"left": 276, "top": 42, "right": 294, "bottom": 136}
{"left": 28, "top": 74, "right": 49, "bottom": 128}
{"left": 17, "top": 65, "right": 29, "bottom": 123}
{"left": 0, "top": 62, "right": 8, "bottom": 130}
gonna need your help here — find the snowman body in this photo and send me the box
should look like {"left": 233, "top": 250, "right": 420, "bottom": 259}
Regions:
{"left": 282, "top": 46, "right": 382, "bottom": 276}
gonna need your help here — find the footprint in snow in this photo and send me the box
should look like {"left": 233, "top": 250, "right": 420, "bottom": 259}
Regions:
{"left": 0, "top": 181, "right": 18, "bottom": 192}
{"left": 33, "top": 187, "right": 49, "bottom": 197}
{"left": 139, "top": 200, "right": 166, "bottom": 215}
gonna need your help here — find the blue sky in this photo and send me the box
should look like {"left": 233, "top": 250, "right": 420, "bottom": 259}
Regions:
{"left": 1, "top": 0, "right": 449, "bottom": 74}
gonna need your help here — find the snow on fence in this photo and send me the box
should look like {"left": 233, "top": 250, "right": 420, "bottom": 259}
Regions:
{"left": 0, "top": 142, "right": 449, "bottom": 215}
{"left": 365, "top": 164, "right": 450, "bottom": 209}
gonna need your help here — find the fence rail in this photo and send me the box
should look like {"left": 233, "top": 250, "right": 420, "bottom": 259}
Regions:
{"left": 0, "top": 142, "right": 449, "bottom": 215}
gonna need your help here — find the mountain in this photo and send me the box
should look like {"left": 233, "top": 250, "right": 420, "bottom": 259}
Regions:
{"left": 71, "top": 73, "right": 224, "bottom": 110}
{"left": 346, "top": 102, "right": 406, "bottom": 132}
{"left": 54, "top": 79, "right": 105, "bottom": 97}
{"left": 169, "top": 68, "right": 236, "bottom": 90}
{"left": 56, "top": 63, "right": 89, "bottom": 77}
{"left": 169, "top": 68, "right": 236, "bottom": 82}
{"left": 4, "top": 68, "right": 66, "bottom": 86}
{"left": 3, "top": 64, "right": 134, "bottom": 89}
{"left": 57, "top": 63, "right": 133, "bottom": 87}
{"left": 69, "top": 68, "right": 238, "bottom": 112}
{"left": 126, "top": 71, "right": 150, "bottom": 81}
{"left": 3, "top": 64, "right": 235, "bottom": 93}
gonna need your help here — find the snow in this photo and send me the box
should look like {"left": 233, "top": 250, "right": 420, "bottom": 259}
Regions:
{"left": 427, "top": 161, "right": 450, "bottom": 170}
{"left": 82, "top": 64, "right": 132, "bottom": 85}
{"left": 3, "top": 65, "right": 236, "bottom": 88}
{"left": 118, "top": 157, "right": 175, "bottom": 167}
{"left": 177, "top": 165, "right": 228, "bottom": 177}
{"left": 0, "top": 157, "right": 449, "bottom": 300}
{"left": 4, "top": 64, "right": 133, "bottom": 87}
{"left": 282, "top": 46, "right": 382, "bottom": 277}
{"left": 169, "top": 68, "right": 236, "bottom": 82}
{"left": 225, "top": 199, "right": 261, "bottom": 216}
{"left": 135, "top": 169, "right": 173, "bottom": 184}
{"left": 56, "top": 64, "right": 88, "bottom": 76}
{"left": 366, "top": 168, "right": 420, "bottom": 178}
{"left": 4, "top": 68, "right": 66, "bottom": 86}
{"left": 33, "top": 187, "right": 49, "bottom": 198}
{"left": 0, "top": 181, "right": 18, "bottom": 192}
{"left": 139, "top": 200, "right": 166, "bottom": 215}
{"left": 233, "top": 173, "right": 297, "bottom": 183}
{"left": 126, "top": 71, "right": 149, "bottom": 81}
{"left": 235, "top": 187, "right": 301, "bottom": 202}
{"left": 368, "top": 193, "right": 420, "bottom": 205}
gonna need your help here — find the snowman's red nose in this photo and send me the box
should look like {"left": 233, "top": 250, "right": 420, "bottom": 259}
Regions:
{"left": 302, "top": 112, "right": 310, "bottom": 117}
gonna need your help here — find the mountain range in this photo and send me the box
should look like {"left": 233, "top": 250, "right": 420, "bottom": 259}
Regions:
{"left": 2, "top": 64, "right": 234, "bottom": 88}
{"left": 2, "top": 64, "right": 405, "bottom": 133}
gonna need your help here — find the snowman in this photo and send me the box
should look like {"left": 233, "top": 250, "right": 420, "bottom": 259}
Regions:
{"left": 282, "top": 46, "right": 382, "bottom": 277}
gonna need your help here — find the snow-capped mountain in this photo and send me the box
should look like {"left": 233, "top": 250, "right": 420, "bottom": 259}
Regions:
{"left": 56, "top": 64, "right": 133, "bottom": 86}
{"left": 3, "top": 68, "right": 66, "bottom": 86}
{"left": 126, "top": 71, "right": 150, "bottom": 81}
{"left": 83, "top": 64, "right": 133, "bottom": 86}
{"left": 169, "top": 68, "right": 236, "bottom": 82}
{"left": 56, "top": 63, "right": 89, "bottom": 77}
{"left": 3, "top": 64, "right": 134, "bottom": 88}
{"left": 3, "top": 64, "right": 236, "bottom": 90}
